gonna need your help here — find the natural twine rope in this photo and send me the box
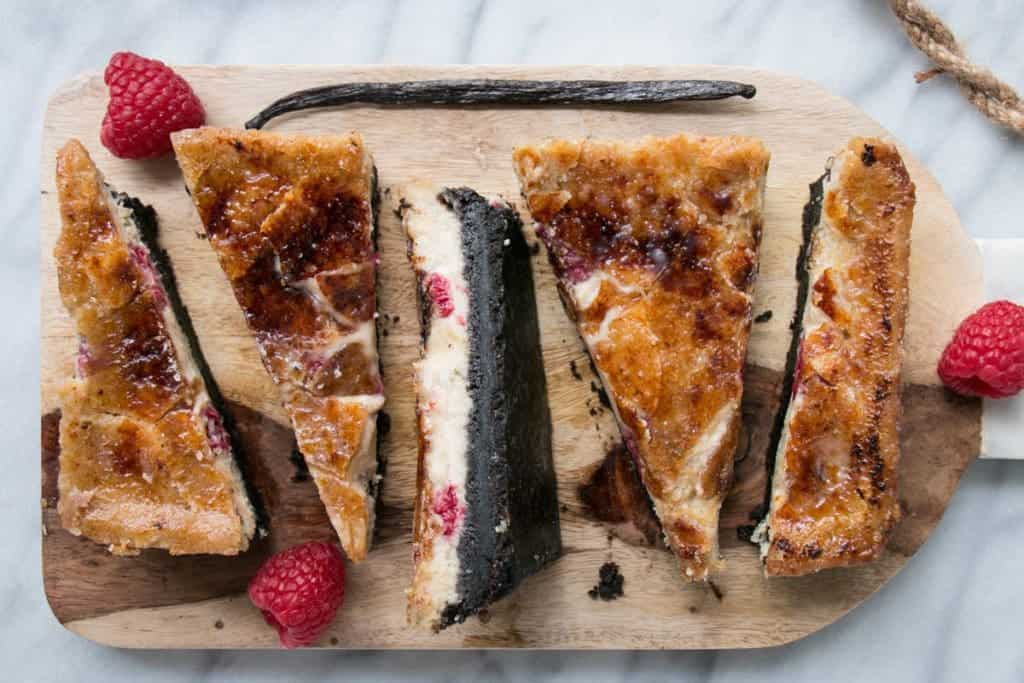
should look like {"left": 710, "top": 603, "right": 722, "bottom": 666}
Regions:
{"left": 890, "top": 0, "right": 1023, "bottom": 135}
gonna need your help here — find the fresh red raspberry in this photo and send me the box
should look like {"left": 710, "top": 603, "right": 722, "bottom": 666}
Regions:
{"left": 938, "top": 300, "right": 1024, "bottom": 399}
{"left": 100, "top": 51, "right": 205, "bottom": 159}
{"left": 247, "top": 541, "right": 346, "bottom": 648}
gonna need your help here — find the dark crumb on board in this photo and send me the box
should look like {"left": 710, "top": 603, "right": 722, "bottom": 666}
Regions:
{"left": 194, "top": 232, "right": 208, "bottom": 240}
{"left": 382, "top": 329, "right": 389, "bottom": 337}
{"left": 289, "top": 449, "right": 311, "bottom": 483}
{"left": 214, "top": 619, "right": 224, "bottom": 630}
{"left": 589, "top": 407, "right": 599, "bottom": 417}
{"left": 383, "top": 186, "right": 392, "bottom": 197}
{"left": 394, "top": 197, "right": 411, "bottom": 219}
{"left": 330, "top": 636, "right": 339, "bottom": 646}
{"left": 392, "top": 316, "right": 400, "bottom": 325}
{"left": 754, "top": 310, "right": 773, "bottom": 324}
{"left": 861, "top": 143, "right": 877, "bottom": 166}
{"left": 738, "top": 503, "right": 767, "bottom": 542}
{"left": 688, "top": 606, "right": 698, "bottom": 614}
{"left": 477, "top": 609, "right": 492, "bottom": 624}
{"left": 569, "top": 359, "right": 583, "bottom": 381}
{"left": 378, "top": 411, "right": 392, "bottom": 437}
{"left": 588, "top": 562, "right": 625, "bottom": 601}
{"left": 560, "top": 504, "right": 569, "bottom": 513}
{"left": 590, "top": 381, "right": 611, "bottom": 409}
{"left": 707, "top": 580, "right": 724, "bottom": 602}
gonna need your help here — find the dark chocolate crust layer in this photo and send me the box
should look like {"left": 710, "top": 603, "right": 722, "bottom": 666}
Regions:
{"left": 438, "top": 187, "right": 561, "bottom": 628}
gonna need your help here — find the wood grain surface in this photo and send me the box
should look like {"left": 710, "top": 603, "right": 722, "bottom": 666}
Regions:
{"left": 40, "top": 65, "right": 983, "bottom": 650}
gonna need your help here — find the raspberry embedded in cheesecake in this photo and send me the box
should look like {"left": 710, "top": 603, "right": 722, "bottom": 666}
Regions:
{"left": 400, "top": 183, "right": 561, "bottom": 630}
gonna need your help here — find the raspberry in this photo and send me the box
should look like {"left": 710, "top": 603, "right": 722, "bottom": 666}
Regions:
{"left": 938, "top": 300, "right": 1024, "bottom": 399}
{"left": 247, "top": 541, "right": 346, "bottom": 648}
{"left": 100, "top": 51, "right": 205, "bottom": 159}
{"left": 431, "top": 484, "right": 464, "bottom": 537}
{"left": 425, "top": 273, "right": 455, "bottom": 317}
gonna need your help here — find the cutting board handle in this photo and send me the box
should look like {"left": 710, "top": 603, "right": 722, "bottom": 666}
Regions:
{"left": 976, "top": 238, "right": 1024, "bottom": 460}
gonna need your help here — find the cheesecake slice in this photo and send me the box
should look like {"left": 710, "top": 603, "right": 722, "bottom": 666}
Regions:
{"left": 173, "top": 128, "right": 384, "bottom": 562}
{"left": 514, "top": 134, "right": 769, "bottom": 580}
{"left": 756, "top": 138, "right": 914, "bottom": 576}
{"left": 54, "top": 139, "right": 257, "bottom": 555}
{"left": 400, "top": 183, "right": 561, "bottom": 629}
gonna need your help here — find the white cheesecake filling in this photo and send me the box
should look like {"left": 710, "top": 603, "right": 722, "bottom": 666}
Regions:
{"left": 402, "top": 184, "right": 473, "bottom": 618}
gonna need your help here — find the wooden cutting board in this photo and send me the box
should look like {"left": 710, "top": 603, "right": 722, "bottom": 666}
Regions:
{"left": 39, "top": 65, "right": 983, "bottom": 649}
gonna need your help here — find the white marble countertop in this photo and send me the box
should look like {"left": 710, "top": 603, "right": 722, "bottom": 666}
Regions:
{"left": 5, "top": 0, "right": 1023, "bottom": 680}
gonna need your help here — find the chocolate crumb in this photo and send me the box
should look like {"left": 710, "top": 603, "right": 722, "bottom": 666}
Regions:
{"left": 590, "top": 381, "right": 611, "bottom": 409}
{"left": 382, "top": 329, "right": 389, "bottom": 337}
{"left": 707, "top": 580, "right": 724, "bottom": 601}
{"left": 754, "top": 310, "right": 773, "bottom": 324}
{"left": 214, "top": 619, "right": 224, "bottom": 630}
{"left": 477, "top": 609, "right": 492, "bottom": 624}
{"left": 588, "top": 562, "right": 625, "bottom": 601}
{"left": 392, "top": 316, "right": 400, "bottom": 324}
{"left": 378, "top": 411, "right": 392, "bottom": 437}
{"left": 569, "top": 359, "right": 583, "bottom": 381}
{"left": 330, "top": 636, "right": 339, "bottom": 646}
{"left": 861, "top": 144, "right": 877, "bottom": 166}
{"left": 289, "top": 449, "right": 311, "bottom": 482}
{"left": 394, "top": 198, "right": 411, "bottom": 219}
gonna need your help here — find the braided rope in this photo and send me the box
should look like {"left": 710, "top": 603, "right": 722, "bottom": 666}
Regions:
{"left": 890, "top": 0, "right": 1023, "bottom": 134}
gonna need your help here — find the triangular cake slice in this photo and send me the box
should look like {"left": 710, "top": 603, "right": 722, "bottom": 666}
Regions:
{"left": 54, "top": 139, "right": 257, "bottom": 555}
{"left": 173, "top": 128, "right": 384, "bottom": 562}
{"left": 756, "top": 138, "right": 914, "bottom": 576}
{"left": 514, "top": 134, "right": 769, "bottom": 579}
{"left": 399, "top": 183, "right": 561, "bottom": 629}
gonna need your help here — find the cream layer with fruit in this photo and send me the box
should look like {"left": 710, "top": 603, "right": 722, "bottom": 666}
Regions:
{"left": 400, "top": 183, "right": 561, "bottom": 631}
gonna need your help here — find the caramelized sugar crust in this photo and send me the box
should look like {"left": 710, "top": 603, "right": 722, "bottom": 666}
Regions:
{"left": 54, "top": 139, "right": 251, "bottom": 555}
{"left": 514, "top": 134, "right": 769, "bottom": 579}
{"left": 765, "top": 138, "right": 914, "bottom": 576}
{"left": 172, "top": 128, "right": 382, "bottom": 561}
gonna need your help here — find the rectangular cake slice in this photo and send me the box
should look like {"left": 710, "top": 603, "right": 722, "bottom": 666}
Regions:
{"left": 172, "top": 128, "right": 384, "bottom": 562}
{"left": 514, "top": 134, "right": 769, "bottom": 580}
{"left": 54, "top": 139, "right": 256, "bottom": 555}
{"left": 756, "top": 138, "right": 914, "bottom": 576}
{"left": 400, "top": 183, "right": 561, "bottom": 629}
